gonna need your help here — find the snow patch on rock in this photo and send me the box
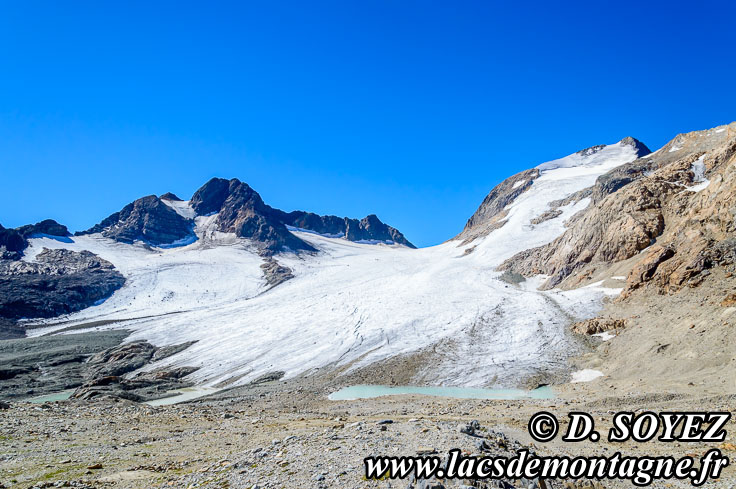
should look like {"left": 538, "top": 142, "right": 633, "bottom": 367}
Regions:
{"left": 161, "top": 199, "right": 197, "bottom": 220}
{"left": 686, "top": 156, "right": 710, "bottom": 192}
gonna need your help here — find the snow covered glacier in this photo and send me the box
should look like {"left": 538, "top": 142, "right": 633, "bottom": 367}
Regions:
{"left": 23, "top": 140, "right": 641, "bottom": 388}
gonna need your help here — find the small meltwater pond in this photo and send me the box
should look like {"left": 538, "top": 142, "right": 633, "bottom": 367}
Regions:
{"left": 26, "top": 390, "right": 75, "bottom": 403}
{"left": 328, "top": 384, "right": 555, "bottom": 401}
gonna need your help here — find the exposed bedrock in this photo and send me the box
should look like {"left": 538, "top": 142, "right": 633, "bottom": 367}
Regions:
{"left": 0, "top": 248, "right": 125, "bottom": 321}
{"left": 192, "top": 178, "right": 315, "bottom": 254}
{"left": 190, "top": 177, "right": 414, "bottom": 253}
{"left": 500, "top": 123, "right": 736, "bottom": 293}
{"left": 456, "top": 168, "right": 540, "bottom": 244}
{"left": 0, "top": 330, "right": 198, "bottom": 401}
{"left": 571, "top": 317, "right": 626, "bottom": 335}
{"left": 0, "top": 219, "right": 69, "bottom": 258}
{"left": 72, "top": 340, "right": 199, "bottom": 402}
{"left": 76, "top": 194, "right": 195, "bottom": 246}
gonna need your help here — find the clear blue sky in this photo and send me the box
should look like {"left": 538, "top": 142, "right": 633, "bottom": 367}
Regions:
{"left": 1, "top": 1, "right": 734, "bottom": 247}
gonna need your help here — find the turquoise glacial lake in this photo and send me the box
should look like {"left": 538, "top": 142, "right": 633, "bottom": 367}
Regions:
{"left": 328, "top": 384, "right": 554, "bottom": 401}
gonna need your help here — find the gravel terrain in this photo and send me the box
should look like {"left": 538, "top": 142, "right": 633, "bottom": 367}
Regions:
{"left": 2, "top": 377, "right": 734, "bottom": 489}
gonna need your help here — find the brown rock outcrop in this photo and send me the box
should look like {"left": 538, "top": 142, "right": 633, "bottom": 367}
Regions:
{"left": 571, "top": 317, "right": 626, "bottom": 335}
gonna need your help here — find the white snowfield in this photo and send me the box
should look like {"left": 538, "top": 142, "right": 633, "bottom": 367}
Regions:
{"left": 24, "top": 141, "right": 640, "bottom": 388}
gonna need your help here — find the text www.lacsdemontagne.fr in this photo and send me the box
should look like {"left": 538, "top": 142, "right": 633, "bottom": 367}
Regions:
{"left": 364, "top": 448, "right": 729, "bottom": 486}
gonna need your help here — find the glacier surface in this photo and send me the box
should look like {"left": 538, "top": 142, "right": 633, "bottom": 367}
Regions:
{"left": 23, "top": 141, "right": 640, "bottom": 388}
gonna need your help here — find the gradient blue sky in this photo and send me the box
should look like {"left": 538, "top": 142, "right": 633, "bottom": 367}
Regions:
{"left": 2, "top": 1, "right": 735, "bottom": 247}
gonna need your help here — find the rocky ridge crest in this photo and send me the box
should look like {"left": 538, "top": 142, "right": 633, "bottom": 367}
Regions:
{"left": 82, "top": 177, "right": 414, "bottom": 254}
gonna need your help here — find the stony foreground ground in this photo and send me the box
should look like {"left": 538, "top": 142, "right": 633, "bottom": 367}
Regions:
{"left": 1, "top": 380, "right": 735, "bottom": 489}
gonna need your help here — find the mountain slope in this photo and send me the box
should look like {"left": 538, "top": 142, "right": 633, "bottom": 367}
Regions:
{"left": 189, "top": 177, "right": 315, "bottom": 253}
{"left": 457, "top": 137, "right": 651, "bottom": 245}
{"left": 500, "top": 123, "right": 735, "bottom": 292}
{"left": 497, "top": 122, "right": 736, "bottom": 393}
{"left": 19, "top": 137, "right": 646, "bottom": 389}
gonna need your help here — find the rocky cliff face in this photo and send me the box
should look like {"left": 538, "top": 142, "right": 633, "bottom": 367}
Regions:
{"left": 0, "top": 248, "right": 125, "bottom": 320}
{"left": 456, "top": 168, "right": 540, "bottom": 244}
{"left": 190, "top": 178, "right": 316, "bottom": 253}
{"left": 77, "top": 195, "right": 195, "bottom": 246}
{"left": 0, "top": 220, "right": 124, "bottom": 335}
{"left": 278, "top": 210, "right": 415, "bottom": 247}
{"left": 500, "top": 123, "right": 736, "bottom": 294}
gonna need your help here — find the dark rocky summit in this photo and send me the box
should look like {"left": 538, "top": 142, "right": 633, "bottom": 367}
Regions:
{"left": 190, "top": 177, "right": 414, "bottom": 253}
{"left": 15, "top": 219, "right": 71, "bottom": 239}
{"left": 0, "top": 224, "right": 26, "bottom": 256}
{"left": 0, "top": 248, "right": 125, "bottom": 321}
{"left": 77, "top": 195, "right": 195, "bottom": 246}
{"left": 191, "top": 178, "right": 314, "bottom": 253}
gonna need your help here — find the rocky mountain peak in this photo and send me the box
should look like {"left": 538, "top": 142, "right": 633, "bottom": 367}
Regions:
{"left": 190, "top": 177, "right": 247, "bottom": 215}
{"left": 188, "top": 177, "right": 414, "bottom": 252}
{"left": 619, "top": 136, "right": 652, "bottom": 157}
{"left": 195, "top": 178, "right": 313, "bottom": 254}
{"left": 76, "top": 195, "right": 194, "bottom": 246}
{"left": 160, "top": 192, "right": 182, "bottom": 201}
{"left": 71, "top": 176, "right": 414, "bottom": 254}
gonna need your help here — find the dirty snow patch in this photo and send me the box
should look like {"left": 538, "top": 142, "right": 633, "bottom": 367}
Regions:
{"left": 571, "top": 369, "right": 604, "bottom": 383}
